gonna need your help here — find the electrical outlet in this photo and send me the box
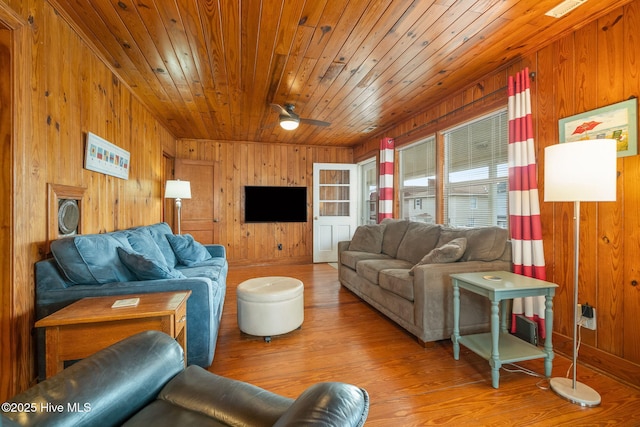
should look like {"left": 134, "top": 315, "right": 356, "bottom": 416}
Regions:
{"left": 576, "top": 304, "right": 597, "bottom": 330}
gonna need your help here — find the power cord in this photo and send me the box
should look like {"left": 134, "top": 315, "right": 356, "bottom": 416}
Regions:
{"left": 564, "top": 319, "right": 584, "bottom": 379}
{"left": 501, "top": 321, "right": 586, "bottom": 391}
{"left": 502, "top": 363, "right": 549, "bottom": 390}
{"left": 502, "top": 363, "right": 545, "bottom": 378}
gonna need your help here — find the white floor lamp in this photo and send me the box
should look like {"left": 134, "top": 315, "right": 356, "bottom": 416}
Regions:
{"left": 165, "top": 179, "right": 191, "bottom": 235}
{"left": 544, "top": 139, "right": 617, "bottom": 407}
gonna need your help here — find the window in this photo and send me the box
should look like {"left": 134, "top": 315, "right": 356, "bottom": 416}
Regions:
{"left": 470, "top": 197, "right": 477, "bottom": 210}
{"left": 358, "top": 158, "right": 377, "bottom": 225}
{"left": 442, "top": 110, "right": 508, "bottom": 228}
{"left": 318, "top": 169, "right": 350, "bottom": 216}
{"left": 399, "top": 136, "right": 436, "bottom": 224}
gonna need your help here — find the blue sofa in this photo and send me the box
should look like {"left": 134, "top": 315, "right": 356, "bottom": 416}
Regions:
{"left": 35, "top": 222, "right": 227, "bottom": 381}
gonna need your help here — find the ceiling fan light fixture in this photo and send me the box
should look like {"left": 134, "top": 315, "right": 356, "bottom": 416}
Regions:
{"left": 279, "top": 116, "right": 300, "bottom": 130}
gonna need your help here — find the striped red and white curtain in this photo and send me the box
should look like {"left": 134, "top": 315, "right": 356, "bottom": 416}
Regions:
{"left": 507, "top": 68, "right": 548, "bottom": 338}
{"left": 378, "top": 137, "right": 394, "bottom": 222}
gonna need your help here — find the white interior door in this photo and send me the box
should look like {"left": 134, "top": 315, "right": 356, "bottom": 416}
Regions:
{"left": 313, "top": 163, "right": 358, "bottom": 263}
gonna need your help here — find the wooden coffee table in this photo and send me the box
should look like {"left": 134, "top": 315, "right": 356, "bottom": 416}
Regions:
{"left": 35, "top": 291, "right": 190, "bottom": 378}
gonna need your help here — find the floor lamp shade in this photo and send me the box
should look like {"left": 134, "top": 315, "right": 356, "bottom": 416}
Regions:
{"left": 544, "top": 139, "right": 617, "bottom": 202}
{"left": 544, "top": 139, "right": 617, "bottom": 407}
{"left": 164, "top": 180, "right": 191, "bottom": 234}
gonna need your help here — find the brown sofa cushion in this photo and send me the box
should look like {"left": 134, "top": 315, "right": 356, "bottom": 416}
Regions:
{"left": 437, "top": 226, "right": 508, "bottom": 262}
{"left": 356, "top": 258, "right": 414, "bottom": 285}
{"left": 379, "top": 269, "right": 414, "bottom": 301}
{"left": 409, "top": 237, "right": 467, "bottom": 275}
{"left": 340, "top": 251, "right": 391, "bottom": 270}
{"left": 380, "top": 219, "right": 410, "bottom": 257}
{"left": 348, "top": 224, "right": 385, "bottom": 253}
{"left": 396, "top": 222, "right": 442, "bottom": 264}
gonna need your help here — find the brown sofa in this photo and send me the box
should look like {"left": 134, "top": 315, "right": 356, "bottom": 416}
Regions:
{"left": 338, "top": 219, "right": 512, "bottom": 345}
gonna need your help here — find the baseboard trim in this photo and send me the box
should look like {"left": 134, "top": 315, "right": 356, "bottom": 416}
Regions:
{"left": 228, "top": 256, "right": 312, "bottom": 267}
{"left": 552, "top": 331, "right": 640, "bottom": 390}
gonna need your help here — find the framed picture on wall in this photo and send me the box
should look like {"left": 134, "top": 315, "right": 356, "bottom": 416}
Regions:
{"left": 558, "top": 98, "right": 638, "bottom": 158}
{"left": 84, "top": 132, "right": 130, "bottom": 179}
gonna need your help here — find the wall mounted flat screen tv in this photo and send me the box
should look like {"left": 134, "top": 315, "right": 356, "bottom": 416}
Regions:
{"left": 244, "top": 186, "right": 308, "bottom": 223}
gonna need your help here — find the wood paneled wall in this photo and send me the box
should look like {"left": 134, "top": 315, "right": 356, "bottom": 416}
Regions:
{"left": 176, "top": 140, "right": 352, "bottom": 265}
{"left": 2, "top": 0, "right": 638, "bottom": 400}
{"left": 0, "top": 0, "right": 176, "bottom": 399}
{"left": 353, "top": 2, "right": 640, "bottom": 387}
{"left": 535, "top": 4, "right": 640, "bottom": 388}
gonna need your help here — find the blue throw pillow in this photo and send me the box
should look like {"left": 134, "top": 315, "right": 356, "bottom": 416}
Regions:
{"left": 165, "top": 234, "right": 213, "bottom": 266}
{"left": 140, "top": 223, "right": 178, "bottom": 267}
{"left": 125, "top": 229, "right": 167, "bottom": 266}
{"left": 117, "top": 247, "right": 186, "bottom": 280}
{"left": 73, "top": 234, "right": 137, "bottom": 284}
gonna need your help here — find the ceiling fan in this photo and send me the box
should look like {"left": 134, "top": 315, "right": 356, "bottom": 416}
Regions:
{"left": 270, "top": 103, "right": 331, "bottom": 130}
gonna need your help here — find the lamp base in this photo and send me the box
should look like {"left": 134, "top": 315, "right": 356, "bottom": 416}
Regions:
{"left": 550, "top": 377, "right": 601, "bottom": 407}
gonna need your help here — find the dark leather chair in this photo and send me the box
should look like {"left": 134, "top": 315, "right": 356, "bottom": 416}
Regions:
{"left": 2, "top": 331, "right": 369, "bottom": 426}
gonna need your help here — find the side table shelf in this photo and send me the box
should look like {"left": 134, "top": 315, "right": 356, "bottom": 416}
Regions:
{"left": 458, "top": 333, "right": 547, "bottom": 364}
{"left": 450, "top": 271, "right": 558, "bottom": 389}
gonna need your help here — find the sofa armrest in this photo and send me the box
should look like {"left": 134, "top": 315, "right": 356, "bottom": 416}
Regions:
{"left": 141, "top": 365, "right": 293, "bottom": 427}
{"left": 3, "top": 331, "right": 183, "bottom": 427}
{"left": 204, "top": 244, "right": 226, "bottom": 259}
{"left": 35, "top": 258, "right": 71, "bottom": 293}
{"left": 412, "top": 260, "right": 512, "bottom": 341}
{"left": 413, "top": 260, "right": 512, "bottom": 290}
{"left": 273, "top": 382, "right": 369, "bottom": 427}
{"left": 126, "top": 366, "right": 369, "bottom": 427}
{"left": 337, "top": 240, "right": 350, "bottom": 263}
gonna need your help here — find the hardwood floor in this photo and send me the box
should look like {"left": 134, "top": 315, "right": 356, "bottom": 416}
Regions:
{"left": 209, "top": 264, "right": 640, "bottom": 426}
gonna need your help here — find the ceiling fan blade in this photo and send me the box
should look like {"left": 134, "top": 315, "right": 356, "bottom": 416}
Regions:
{"left": 259, "top": 121, "right": 279, "bottom": 130}
{"left": 270, "top": 103, "right": 292, "bottom": 117}
{"left": 300, "top": 118, "right": 331, "bottom": 127}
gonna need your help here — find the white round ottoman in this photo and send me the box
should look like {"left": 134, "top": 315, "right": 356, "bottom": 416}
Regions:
{"left": 237, "top": 276, "right": 304, "bottom": 342}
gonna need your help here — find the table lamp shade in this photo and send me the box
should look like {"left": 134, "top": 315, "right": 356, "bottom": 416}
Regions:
{"left": 544, "top": 139, "right": 617, "bottom": 202}
{"left": 165, "top": 180, "right": 191, "bottom": 199}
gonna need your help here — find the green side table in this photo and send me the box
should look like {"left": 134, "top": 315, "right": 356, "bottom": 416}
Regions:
{"left": 451, "top": 271, "right": 558, "bottom": 389}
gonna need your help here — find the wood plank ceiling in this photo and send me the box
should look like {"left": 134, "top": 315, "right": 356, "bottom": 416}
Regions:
{"left": 51, "top": 0, "right": 631, "bottom": 147}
